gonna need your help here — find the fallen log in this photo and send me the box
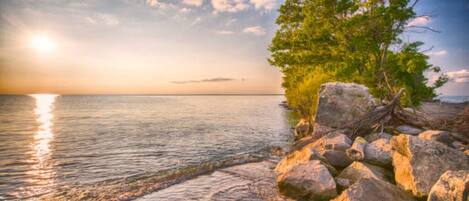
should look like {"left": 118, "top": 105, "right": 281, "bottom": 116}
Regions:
{"left": 343, "top": 89, "right": 468, "bottom": 139}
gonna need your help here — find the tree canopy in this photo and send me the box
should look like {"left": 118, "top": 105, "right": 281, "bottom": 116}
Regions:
{"left": 269, "top": 0, "right": 447, "bottom": 121}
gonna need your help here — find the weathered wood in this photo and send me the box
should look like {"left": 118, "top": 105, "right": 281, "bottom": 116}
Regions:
{"left": 347, "top": 88, "right": 469, "bottom": 140}
{"left": 346, "top": 137, "right": 368, "bottom": 161}
{"left": 394, "top": 102, "right": 469, "bottom": 141}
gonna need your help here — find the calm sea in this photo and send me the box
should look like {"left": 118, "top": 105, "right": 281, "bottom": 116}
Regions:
{"left": 0, "top": 95, "right": 292, "bottom": 200}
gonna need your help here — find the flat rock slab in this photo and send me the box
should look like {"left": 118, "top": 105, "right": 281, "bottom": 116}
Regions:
{"left": 137, "top": 161, "right": 292, "bottom": 201}
{"left": 391, "top": 134, "right": 469, "bottom": 197}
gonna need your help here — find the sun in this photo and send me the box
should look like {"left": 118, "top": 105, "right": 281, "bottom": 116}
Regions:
{"left": 30, "top": 34, "right": 57, "bottom": 53}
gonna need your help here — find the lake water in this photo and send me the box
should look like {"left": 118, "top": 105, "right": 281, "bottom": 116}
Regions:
{"left": 0, "top": 95, "right": 292, "bottom": 200}
{"left": 435, "top": 96, "right": 469, "bottom": 103}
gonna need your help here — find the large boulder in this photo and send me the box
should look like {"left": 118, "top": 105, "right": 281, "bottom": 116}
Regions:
{"left": 364, "top": 138, "right": 393, "bottom": 167}
{"left": 418, "top": 130, "right": 453, "bottom": 147}
{"left": 314, "top": 82, "right": 376, "bottom": 133}
{"left": 331, "top": 178, "right": 416, "bottom": 201}
{"left": 336, "top": 161, "right": 391, "bottom": 188}
{"left": 427, "top": 170, "right": 469, "bottom": 201}
{"left": 277, "top": 160, "right": 337, "bottom": 200}
{"left": 391, "top": 134, "right": 469, "bottom": 197}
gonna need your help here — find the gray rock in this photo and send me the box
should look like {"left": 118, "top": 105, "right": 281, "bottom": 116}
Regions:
{"left": 452, "top": 141, "right": 468, "bottom": 151}
{"left": 396, "top": 125, "right": 422, "bottom": 135}
{"left": 310, "top": 132, "right": 353, "bottom": 168}
{"left": 331, "top": 178, "right": 416, "bottom": 201}
{"left": 275, "top": 147, "right": 312, "bottom": 176}
{"left": 275, "top": 132, "right": 353, "bottom": 177}
{"left": 275, "top": 132, "right": 352, "bottom": 175}
{"left": 427, "top": 170, "right": 469, "bottom": 201}
{"left": 335, "top": 178, "right": 352, "bottom": 189}
{"left": 336, "top": 161, "right": 391, "bottom": 185}
{"left": 391, "top": 134, "right": 469, "bottom": 197}
{"left": 311, "top": 123, "right": 335, "bottom": 139}
{"left": 314, "top": 132, "right": 353, "bottom": 151}
{"left": 364, "top": 138, "right": 393, "bottom": 167}
{"left": 315, "top": 82, "right": 376, "bottom": 132}
{"left": 321, "top": 149, "right": 353, "bottom": 168}
{"left": 418, "top": 130, "right": 453, "bottom": 147}
{"left": 277, "top": 160, "right": 337, "bottom": 200}
{"left": 364, "top": 132, "right": 393, "bottom": 142}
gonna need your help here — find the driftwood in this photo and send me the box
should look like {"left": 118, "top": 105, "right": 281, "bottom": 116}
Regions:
{"left": 346, "top": 137, "right": 368, "bottom": 161}
{"left": 346, "top": 88, "right": 405, "bottom": 139}
{"left": 394, "top": 103, "right": 469, "bottom": 136}
{"left": 345, "top": 88, "right": 468, "bottom": 139}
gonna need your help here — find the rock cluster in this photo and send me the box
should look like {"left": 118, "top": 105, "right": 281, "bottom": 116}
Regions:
{"left": 277, "top": 82, "right": 469, "bottom": 201}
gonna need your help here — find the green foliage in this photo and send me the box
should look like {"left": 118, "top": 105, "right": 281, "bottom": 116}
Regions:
{"left": 285, "top": 68, "right": 334, "bottom": 120}
{"left": 269, "top": 0, "right": 446, "bottom": 119}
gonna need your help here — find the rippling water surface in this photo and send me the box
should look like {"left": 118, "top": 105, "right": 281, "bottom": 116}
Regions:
{"left": 0, "top": 95, "right": 292, "bottom": 200}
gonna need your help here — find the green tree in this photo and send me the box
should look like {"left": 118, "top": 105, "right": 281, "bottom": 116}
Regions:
{"left": 269, "top": 0, "right": 446, "bottom": 121}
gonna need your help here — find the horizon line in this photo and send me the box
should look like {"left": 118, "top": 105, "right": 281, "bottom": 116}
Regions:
{"left": 0, "top": 93, "right": 286, "bottom": 96}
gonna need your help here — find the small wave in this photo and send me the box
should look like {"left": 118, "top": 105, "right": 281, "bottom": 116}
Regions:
{"left": 39, "top": 149, "right": 274, "bottom": 201}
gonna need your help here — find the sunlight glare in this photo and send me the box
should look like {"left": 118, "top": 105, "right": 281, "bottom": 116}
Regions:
{"left": 30, "top": 94, "right": 58, "bottom": 163}
{"left": 30, "top": 35, "right": 57, "bottom": 53}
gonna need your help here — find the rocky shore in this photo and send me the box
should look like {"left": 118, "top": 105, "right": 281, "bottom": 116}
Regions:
{"left": 275, "top": 82, "right": 469, "bottom": 201}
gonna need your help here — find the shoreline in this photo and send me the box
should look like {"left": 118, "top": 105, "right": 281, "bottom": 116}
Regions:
{"left": 39, "top": 148, "right": 286, "bottom": 201}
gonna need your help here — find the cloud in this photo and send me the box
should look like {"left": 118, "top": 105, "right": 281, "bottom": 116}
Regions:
{"left": 99, "top": 14, "right": 120, "bottom": 26}
{"left": 427, "top": 50, "right": 447, "bottom": 57}
{"left": 191, "top": 17, "right": 202, "bottom": 26}
{"left": 145, "top": 0, "right": 174, "bottom": 9}
{"left": 179, "top": 7, "right": 191, "bottom": 13}
{"left": 182, "top": 0, "right": 203, "bottom": 6}
{"left": 84, "top": 14, "right": 119, "bottom": 26}
{"left": 243, "top": 26, "right": 265, "bottom": 36}
{"left": 84, "top": 16, "right": 97, "bottom": 24}
{"left": 225, "top": 18, "right": 237, "bottom": 26}
{"left": 171, "top": 77, "right": 238, "bottom": 84}
{"left": 146, "top": 0, "right": 160, "bottom": 7}
{"left": 407, "top": 16, "right": 430, "bottom": 27}
{"left": 216, "top": 30, "right": 234, "bottom": 35}
{"left": 211, "top": 0, "right": 250, "bottom": 13}
{"left": 446, "top": 69, "right": 469, "bottom": 83}
{"left": 249, "top": 0, "right": 275, "bottom": 11}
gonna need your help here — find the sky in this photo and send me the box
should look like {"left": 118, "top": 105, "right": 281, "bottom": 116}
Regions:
{"left": 0, "top": 0, "right": 468, "bottom": 95}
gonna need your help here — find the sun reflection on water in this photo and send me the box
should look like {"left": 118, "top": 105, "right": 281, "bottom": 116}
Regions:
{"left": 32, "top": 94, "right": 58, "bottom": 160}
{"left": 23, "top": 94, "right": 59, "bottom": 197}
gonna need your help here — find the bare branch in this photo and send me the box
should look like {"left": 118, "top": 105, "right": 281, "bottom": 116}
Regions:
{"left": 406, "top": 25, "right": 441, "bottom": 33}
{"left": 420, "top": 46, "right": 434, "bottom": 53}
